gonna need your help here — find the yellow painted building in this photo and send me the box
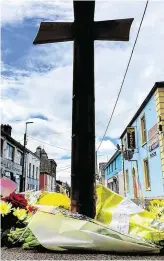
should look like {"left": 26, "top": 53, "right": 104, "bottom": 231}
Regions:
{"left": 155, "top": 86, "right": 164, "bottom": 178}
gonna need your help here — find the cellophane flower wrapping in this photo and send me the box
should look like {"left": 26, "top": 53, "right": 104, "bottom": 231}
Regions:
{"left": 1, "top": 185, "right": 164, "bottom": 253}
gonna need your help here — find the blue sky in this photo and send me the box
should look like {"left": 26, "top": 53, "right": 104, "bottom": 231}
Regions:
{"left": 2, "top": 20, "right": 36, "bottom": 68}
{"left": 1, "top": 0, "right": 164, "bottom": 183}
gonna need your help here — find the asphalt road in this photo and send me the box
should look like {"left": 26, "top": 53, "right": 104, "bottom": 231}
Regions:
{"left": 1, "top": 248, "right": 164, "bottom": 260}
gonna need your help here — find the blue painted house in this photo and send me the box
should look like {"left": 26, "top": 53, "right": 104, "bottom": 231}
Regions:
{"left": 104, "top": 151, "right": 124, "bottom": 196}
{"left": 120, "top": 81, "right": 164, "bottom": 200}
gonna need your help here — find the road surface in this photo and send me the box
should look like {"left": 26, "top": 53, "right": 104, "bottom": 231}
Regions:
{"left": 1, "top": 247, "right": 164, "bottom": 260}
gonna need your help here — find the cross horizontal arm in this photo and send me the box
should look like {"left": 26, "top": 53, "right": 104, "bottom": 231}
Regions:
{"left": 94, "top": 18, "right": 134, "bottom": 41}
{"left": 33, "top": 18, "right": 133, "bottom": 45}
{"left": 33, "top": 22, "right": 74, "bottom": 45}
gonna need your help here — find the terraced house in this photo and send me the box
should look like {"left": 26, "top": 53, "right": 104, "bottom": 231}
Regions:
{"left": 104, "top": 151, "right": 124, "bottom": 196}
{"left": 1, "top": 124, "right": 40, "bottom": 192}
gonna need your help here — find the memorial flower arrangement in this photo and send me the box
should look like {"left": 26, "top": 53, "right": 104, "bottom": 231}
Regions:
{"left": 1, "top": 187, "right": 164, "bottom": 253}
{"left": 0, "top": 192, "right": 37, "bottom": 247}
{"left": 0, "top": 190, "right": 71, "bottom": 249}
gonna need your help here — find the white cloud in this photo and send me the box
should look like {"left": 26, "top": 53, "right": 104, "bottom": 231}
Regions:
{"left": 1, "top": 0, "right": 73, "bottom": 26}
{"left": 1, "top": 0, "right": 164, "bottom": 182}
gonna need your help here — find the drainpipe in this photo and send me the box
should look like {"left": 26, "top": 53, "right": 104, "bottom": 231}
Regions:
{"left": 121, "top": 142, "right": 126, "bottom": 197}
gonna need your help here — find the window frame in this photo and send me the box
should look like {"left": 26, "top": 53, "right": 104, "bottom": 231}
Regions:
{"left": 36, "top": 167, "right": 38, "bottom": 180}
{"left": 1, "top": 138, "right": 4, "bottom": 157}
{"left": 17, "top": 150, "right": 23, "bottom": 166}
{"left": 32, "top": 165, "right": 35, "bottom": 179}
{"left": 143, "top": 158, "right": 151, "bottom": 190}
{"left": 140, "top": 114, "right": 147, "bottom": 145}
{"left": 6, "top": 143, "right": 14, "bottom": 161}
{"left": 29, "top": 163, "right": 31, "bottom": 178}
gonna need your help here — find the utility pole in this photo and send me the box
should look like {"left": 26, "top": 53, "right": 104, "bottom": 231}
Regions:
{"left": 33, "top": 0, "right": 133, "bottom": 218}
{"left": 20, "top": 121, "right": 33, "bottom": 192}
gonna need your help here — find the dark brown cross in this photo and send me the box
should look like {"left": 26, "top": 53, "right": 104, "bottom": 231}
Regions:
{"left": 33, "top": 1, "right": 133, "bottom": 218}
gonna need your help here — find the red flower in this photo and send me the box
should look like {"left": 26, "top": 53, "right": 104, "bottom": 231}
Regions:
{"left": 26, "top": 205, "right": 36, "bottom": 213}
{"left": 2, "top": 192, "right": 28, "bottom": 209}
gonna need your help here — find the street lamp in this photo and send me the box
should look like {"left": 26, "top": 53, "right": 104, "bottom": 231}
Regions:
{"left": 19, "top": 121, "right": 34, "bottom": 192}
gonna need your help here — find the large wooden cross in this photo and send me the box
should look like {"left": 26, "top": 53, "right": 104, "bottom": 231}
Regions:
{"left": 33, "top": 1, "right": 133, "bottom": 218}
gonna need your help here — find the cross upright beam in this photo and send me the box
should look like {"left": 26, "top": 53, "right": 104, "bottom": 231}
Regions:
{"left": 71, "top": 1, "right": 96, "bottom": 218}
{"left": 33, "top": 0, "right": 133, "bottom": 218}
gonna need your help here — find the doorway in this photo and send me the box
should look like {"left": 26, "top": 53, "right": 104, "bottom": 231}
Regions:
{"left": 132, "top": 167, "right": 139, "bottom": 199}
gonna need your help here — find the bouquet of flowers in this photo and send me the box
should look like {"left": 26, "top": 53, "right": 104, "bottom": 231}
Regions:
{"left": 0, "top": 192, "right": 36, "bottom": 247}
{"left": 1, "top": 187, "right": 164, "bottom": 253}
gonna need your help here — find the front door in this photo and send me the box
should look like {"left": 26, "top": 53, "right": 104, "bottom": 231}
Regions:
{"left": 132, "top": 167, "right": 138, "bottom": 199}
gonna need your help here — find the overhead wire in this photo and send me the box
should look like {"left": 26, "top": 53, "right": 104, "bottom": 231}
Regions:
{"left": 12, "top": 130, "right": 70, "bottom": 151}
{"left": 57, "top": 166, "right": 71, "bottom": 172}
{"left": 26, "top": 134, "right": 71, "bottom": 151}
{"left": 95, "top": 106, "right": 139, "bottom": 125}
{"left": 96, "top": 0, "right": 149, "bottom": 152}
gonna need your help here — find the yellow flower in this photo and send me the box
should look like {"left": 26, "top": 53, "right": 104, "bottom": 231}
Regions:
{"left": 13, "top": 208, "right": 27, "bottom": 220}
{"left": 148, "top": 200, "right": 164, "bottom": 220}
{"left": 150, "top": 199, "right": 164, "bottom": 207}
{"left": 0, "top": 200, "right": 12, "bottom": 217}
{"left": 160, "top": 200, "right": 164, "bottom": 207}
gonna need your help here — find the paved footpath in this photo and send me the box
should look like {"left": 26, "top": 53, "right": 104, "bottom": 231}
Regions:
{"left": 1, "top": 248, "right": 164, "bottom": 260}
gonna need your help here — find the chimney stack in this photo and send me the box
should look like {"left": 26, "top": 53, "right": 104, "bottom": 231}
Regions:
{"left": 35, "top": 146, "right": 41, "bottom": 158}
{"left": 1, "top": 124, "right": 12, "bottom": 136}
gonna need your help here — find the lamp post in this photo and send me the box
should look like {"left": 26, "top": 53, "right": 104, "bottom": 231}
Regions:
{"left": 19, "top": 121, "right": 34, "bottom": 192}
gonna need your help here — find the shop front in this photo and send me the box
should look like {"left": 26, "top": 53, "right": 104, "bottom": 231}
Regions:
{"left": 0, "top": 157, "right": 22, "bottom": 192}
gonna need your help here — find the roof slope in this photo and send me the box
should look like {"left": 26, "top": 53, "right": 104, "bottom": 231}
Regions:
{"left": 120, "top": 81, "right": 164, "bottom": 138}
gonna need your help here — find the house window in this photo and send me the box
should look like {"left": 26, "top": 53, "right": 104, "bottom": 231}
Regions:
{"left": 36, "top": 167, "right": 38, "bottom": 180}
{"left": 141, "top": 114, "right": 147, "bottom": 144}
{"left": 115, "top": 160, "right": 117, "bottom": 170}
{"left": 125, "top": 169, "right": 130, "bottom": 192}
{"left": 33, "top": 165, "right": 35, "bottom": 178}
{"left": 6, "top": 143, "right": 14, "bottom": 161}
{"left": 111, "top": 162, "right": 113, "bottom": 172}
{"left": 1, "top": 139, "right": 3, "bottom": 157}
{"left": 17, "top": 151, "right": 23, "bottom": 166}
{"left": 29, "top": 163, "right": 31, "bottom": 177}
{"left": 143, "top": 158, "right": 151, "bottom": 190}
{"left": 34, "top": 166, "right": 36, "bottom": 179}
